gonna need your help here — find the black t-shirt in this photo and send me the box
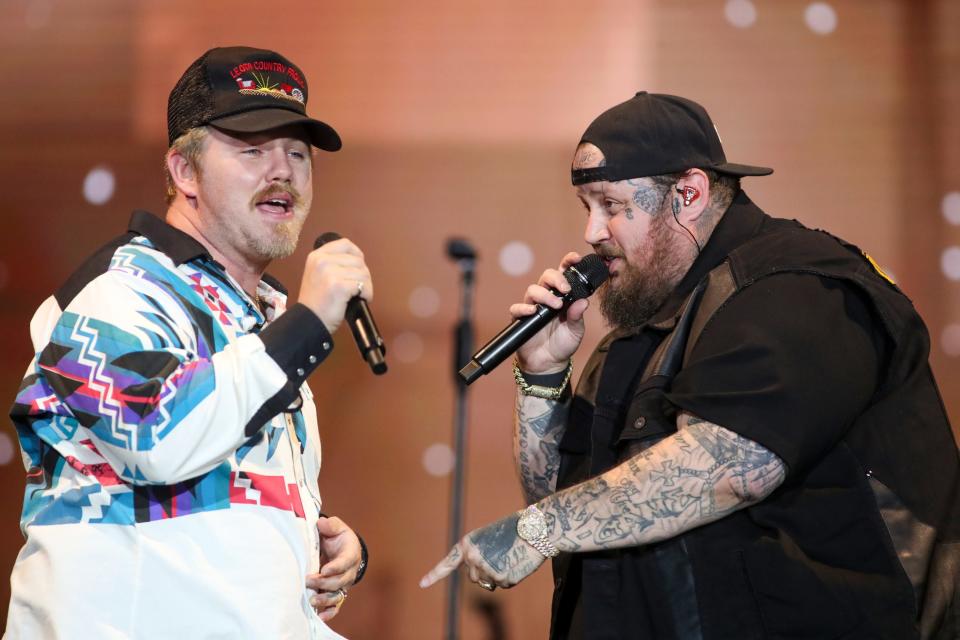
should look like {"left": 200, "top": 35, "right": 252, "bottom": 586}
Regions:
{"left": 668, "top": 271, "right": 885, "bottom": 476}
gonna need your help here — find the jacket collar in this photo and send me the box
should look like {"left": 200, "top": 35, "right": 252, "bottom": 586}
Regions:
{"left": 645, "top": 189, "right": 766, "bottom": 329}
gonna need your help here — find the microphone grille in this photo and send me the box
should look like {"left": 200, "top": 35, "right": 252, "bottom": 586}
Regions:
{"left": 314, "top": 231, "right": 342, "bottom": 250}
{"left": 563, "top": 253, "right": 609, "bottom": 300}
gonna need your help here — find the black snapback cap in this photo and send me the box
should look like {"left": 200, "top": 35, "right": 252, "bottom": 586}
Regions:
{"left": 167, "top": 46, "right": 341, "bottom": 151}
{"left": 572, "top": 91, "right": 772, "bottom": 185}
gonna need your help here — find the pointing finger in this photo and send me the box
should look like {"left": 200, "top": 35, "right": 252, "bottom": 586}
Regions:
{"left": 419, "top": 545, "right": 463, "bottom": 588}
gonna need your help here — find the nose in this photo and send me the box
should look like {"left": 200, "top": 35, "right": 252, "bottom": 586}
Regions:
{"left": 267, "top": 147, "right": 293, "bottom": 183}
{"left": 583, "top": 209, "right": 610, "bottom": 246}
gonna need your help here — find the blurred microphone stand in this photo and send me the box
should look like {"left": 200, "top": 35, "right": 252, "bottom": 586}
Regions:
{"left": 444, "top": 238, "right": 477, "bottom": 640}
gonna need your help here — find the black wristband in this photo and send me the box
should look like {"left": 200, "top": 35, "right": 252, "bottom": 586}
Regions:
{"left": 353, "top": 534, "right": 368, "bottom": 585}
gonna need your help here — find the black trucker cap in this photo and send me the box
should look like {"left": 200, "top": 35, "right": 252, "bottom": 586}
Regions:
{"left": 571, "top": 91, "right": 772, "bottom": 185}
{"left": 167, "top": 46, "right": 341, "bottom": 151}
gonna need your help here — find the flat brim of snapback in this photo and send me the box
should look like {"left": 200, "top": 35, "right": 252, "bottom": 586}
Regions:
{"left": 209, "top": 109, "right": 342, "bottom": 151}
{"left": 713, "top": 162, "right": 773, "bottom": 177}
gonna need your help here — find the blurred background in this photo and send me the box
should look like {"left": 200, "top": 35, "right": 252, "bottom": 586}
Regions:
{"left": 1, "top": 0, "right": 958, "bottom": 637}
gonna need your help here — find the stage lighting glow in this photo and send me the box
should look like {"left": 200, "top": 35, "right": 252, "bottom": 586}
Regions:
{"left": 392, "top": 331, "right": 425, "bottom": 363}
{"left": 499, "top": 241, "right": 535, "bottom": 277}
{"left": 942, "top": 324, "right": 960, "bottom": 358}
{"left": 805, "top": 2, "right": 838, "bottom": 35}
{"left": 943, "top": 192, "right": 960, "bottom": 226}
{"left": 725, "top": 0, "right": 757, "bottom": 29}
{"left": 422, "top": 443, "right": 455, "bottom": 477}
{"left": 409, "top": 285, "right": 441, "bottom": 318}
{"left": 83, "top": 166, "right": 115, "bottom": 206}
{"left": 941, "top": 247, "right": 960, "bottom": 281}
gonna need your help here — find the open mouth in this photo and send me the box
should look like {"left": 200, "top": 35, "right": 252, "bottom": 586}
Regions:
{"left": 598, "top": 254, "right": 623, "bottom": 275}
{"left": 256, "top": 193, "right": 294, "bottom": 217}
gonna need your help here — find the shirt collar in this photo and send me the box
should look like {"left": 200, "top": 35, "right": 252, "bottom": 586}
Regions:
{"left": 127, "top": 210, "right": 289, "bottom": 295}
{"left": 128, "top": 210, "right": 210, "bottom": 266}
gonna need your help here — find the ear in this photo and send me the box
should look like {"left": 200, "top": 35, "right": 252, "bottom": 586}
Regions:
{"left": 673, "top": 168, "right": 710, "bottom": 223}
{"left": 166, "top": 149, "right": 200, "bottom": 201}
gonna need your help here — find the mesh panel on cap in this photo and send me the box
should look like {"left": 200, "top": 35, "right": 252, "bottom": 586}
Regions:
{"left": 167, "top": 52, "right": 215, "bottom": 146}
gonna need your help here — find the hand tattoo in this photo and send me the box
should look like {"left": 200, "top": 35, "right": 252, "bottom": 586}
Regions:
{"left": 468, "top": 514, "right": 520, "bottom": 573}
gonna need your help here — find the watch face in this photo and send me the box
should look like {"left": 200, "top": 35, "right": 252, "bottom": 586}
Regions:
{"left": 518, "top": 508, "right": 546, "bottom": 540}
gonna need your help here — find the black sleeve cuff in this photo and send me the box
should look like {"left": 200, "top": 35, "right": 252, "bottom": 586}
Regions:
{"left": 260, "top": 303, "right": 335, "bottom": 387}
{"left": 243, "top": 304, "right": 335, "bottom": 437}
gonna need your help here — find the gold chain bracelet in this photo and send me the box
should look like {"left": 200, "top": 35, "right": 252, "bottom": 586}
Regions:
{"left": 512, "top": 358, "right": 573, "bottom": 400}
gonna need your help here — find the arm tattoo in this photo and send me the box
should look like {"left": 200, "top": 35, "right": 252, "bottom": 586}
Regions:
{"left": 538, "top": 413, "right": 786, "bottom": 553}
{"left": 514, "top": 394, "right": 569, "bottom": 504}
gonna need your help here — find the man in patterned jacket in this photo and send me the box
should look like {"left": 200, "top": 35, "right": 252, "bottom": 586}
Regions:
{"left": 6, "top": 47, "right": 369, "bottom": 639}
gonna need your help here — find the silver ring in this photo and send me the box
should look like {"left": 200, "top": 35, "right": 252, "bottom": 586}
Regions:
{"left": 477, "top": 579, "right": 495, "bottom": 591}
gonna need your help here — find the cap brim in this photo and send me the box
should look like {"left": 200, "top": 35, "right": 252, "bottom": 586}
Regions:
{"left": 712, "top": 162, "right": 773, "bottom": 177}
{"left": 209, "top": 109, "right": 342, "bottom": 151}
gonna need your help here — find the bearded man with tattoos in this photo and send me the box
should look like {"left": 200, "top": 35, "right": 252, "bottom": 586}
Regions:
{"left": 422, "top": 92, "right": 959, "bottom": 639}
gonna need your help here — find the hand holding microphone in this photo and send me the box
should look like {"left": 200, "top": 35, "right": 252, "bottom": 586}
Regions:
{"left": 298, "top": 232, "right": 386, "bottom": 374}
{"left": 459, "top": 253, "right": 607, "bottom": 384}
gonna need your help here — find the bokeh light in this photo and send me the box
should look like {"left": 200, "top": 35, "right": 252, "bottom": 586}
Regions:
{"left": 422, "top": 443, "right": 455, "bottom": 477}
{"left": 499, "top": 241, "right": 535, "bottom": 277}
{"left": 725, "top": 0, "right": 757, "bottom": 29}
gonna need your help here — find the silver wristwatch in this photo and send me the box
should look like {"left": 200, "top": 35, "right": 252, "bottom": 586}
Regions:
{"left": 516, "top": 505, "right": 560, "bottom": 558}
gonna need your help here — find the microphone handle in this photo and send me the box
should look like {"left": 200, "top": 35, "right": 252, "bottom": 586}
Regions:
{"left": 459, "top": 288, "right": 574, "bottom": 384}
{"left": 312, "top": 232, "right": 387, "bottom": 375}
{"left": 346, "top": 296, "right": 387, "bottom": 374}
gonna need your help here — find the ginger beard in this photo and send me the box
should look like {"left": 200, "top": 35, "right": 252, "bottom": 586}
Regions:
{"left": 245, "top": 184, "right": 309, "bottom": 260}
{"left": 596, "top": 206, "right": 694, "bottom": 331}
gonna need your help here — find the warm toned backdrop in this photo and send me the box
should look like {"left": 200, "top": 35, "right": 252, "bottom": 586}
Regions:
{"left": 1, "top": 1, "right": 958, "bottom": 638}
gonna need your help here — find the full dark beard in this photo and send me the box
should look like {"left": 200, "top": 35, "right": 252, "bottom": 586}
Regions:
{"left": 598, "top": 213, "right": 691, "bottom": 331}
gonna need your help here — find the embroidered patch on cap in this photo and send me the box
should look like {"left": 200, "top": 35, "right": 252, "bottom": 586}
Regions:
{"left": 229, "top": 62, "right": 306, "bottom": 105}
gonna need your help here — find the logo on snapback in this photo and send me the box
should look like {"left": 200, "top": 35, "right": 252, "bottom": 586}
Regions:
{"left": 233, "top": 71, "right": 304, "bottom": 105}
{"left": 229, "top": 60, "right": 306, "bottom": 105}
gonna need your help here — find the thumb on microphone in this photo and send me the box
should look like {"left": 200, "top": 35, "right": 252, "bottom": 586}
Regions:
{"left": 297, "top": 234, "right": 372, "bottom": 334}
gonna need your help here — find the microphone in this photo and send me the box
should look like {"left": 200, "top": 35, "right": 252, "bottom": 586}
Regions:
{"left": 314, "top": 232, "right": 387, "bottom": 375}
{"left": 446, "top": 238, "right": 477, "bottom": 261}
{"left": 458, "top": 254, "right": 608, "bottom": 385}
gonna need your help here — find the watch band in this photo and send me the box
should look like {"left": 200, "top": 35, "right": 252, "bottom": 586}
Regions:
{"left": 526, "top": 534, "right": 560, "bottom": 558}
